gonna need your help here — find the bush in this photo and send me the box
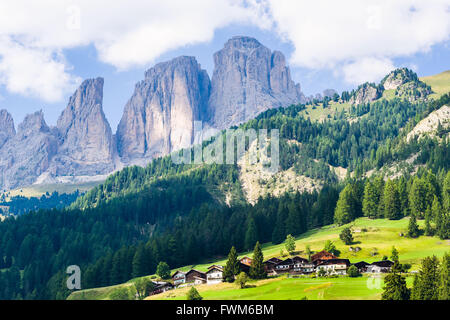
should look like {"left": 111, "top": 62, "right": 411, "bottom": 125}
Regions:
{"left": 339, "top": 227, "right": 354, "bottom": 245}
{"left": 347, "top": 265, "right": 361, "bottom": 277}
{"left": 187, "top": 287, "right": 203, "bottom": 300}
{"left": 236, "top": 272, "right": 248, "bottom": 289}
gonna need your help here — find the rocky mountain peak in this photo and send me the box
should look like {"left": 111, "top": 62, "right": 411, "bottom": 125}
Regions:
{"left": 51, "top": 77, "right": 115, "bottom": 175}
{"left": 0, "top": 109, "right": 15, "bottom": 148}
{"left": 17, "top": 110, "right": 50, "bottom": 138}
{"left": 349, "top": 83, "right": 382, "bottom": 105}
{"left": 116, "top": 55, "right": 210, "bottom": 163}
{"left": 207, "top": 36, "right": 304, "bottom": 129}
{"left": 381, "top": 68, "right": 418, "bottom": 90}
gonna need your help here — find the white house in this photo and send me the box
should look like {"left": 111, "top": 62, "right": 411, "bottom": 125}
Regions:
{"left": 366, "top": 260, "right": 394, "bottom": 273}
{"left": 316, "top": 259, "right": 350, "bottom": 276}
{"left": 171, "top": 271, "right": 186, "bottom": 286}
{"left": 206, "top": 265, "right": 223, "bottom": 285}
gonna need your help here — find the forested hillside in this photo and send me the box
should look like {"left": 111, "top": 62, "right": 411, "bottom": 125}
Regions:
{"left": 0, "top": 69, "right": 448, "bottom": 300}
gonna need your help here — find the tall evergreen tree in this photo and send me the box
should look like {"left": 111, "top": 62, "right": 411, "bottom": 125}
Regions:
{"left": 438, "top": 253, "right": 450, "bottom": 300}
{"left": 249, "top": 242, "right": 266, "bottom": 279}
{"left": 409, "top": 177, "right": 428, "bottom": 218}
{"left": 362, "top": 181, "right": 378, "bottom": 219}
{"left": 382, "top": 273, "right": 410, "bottom": 300}
{"left": 132, "top": 245, "right": 146, "bottom": 278}
{"left": 334, "top": 185, "right": 356, "bottom": 225}
{"left": 412, "top": 256, "right": 440, "bottom": 300}
{"left": 272, "top": 205, "right": 287, "bottom": 244}
{"left": 223, "top": 246, "right": 239, "bottom": 283}
{"left": 244, "top": 218, "right": 258, "bottom": 251}
{"left": 384, "top": 179, "right": 401, "bottom": 220}
{"left": 407, "top": 213, "right": 420, "bottom": 238}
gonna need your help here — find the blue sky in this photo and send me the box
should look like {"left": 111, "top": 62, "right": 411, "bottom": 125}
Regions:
{"left": 0, "top": 1, "right": 449, "bottom": 131}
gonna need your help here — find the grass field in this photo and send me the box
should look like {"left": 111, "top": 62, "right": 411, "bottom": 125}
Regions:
{"left": 421, "top": 70, "right": 450, "bottom": 99}
{"left": 1, "top": 181, "right": 103, "bottom": 200}
{"left": 299, "top": 101, "right": 351, "bottom": 122}
{"left": 68, "top": 217, "right": 449, "bottom": 300}
{"left": 144, "top": 274, "right": 417, "bottom": 300}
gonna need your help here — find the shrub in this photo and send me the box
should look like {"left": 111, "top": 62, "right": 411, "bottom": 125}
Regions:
{"left": 347, "top": 265, "right": 361, "bottom": 277}
{"left": 236, "top": 272, "right": 248, "bottom": 289}
{"left": 187, "top": 287, "right": 203, "bottom": 300}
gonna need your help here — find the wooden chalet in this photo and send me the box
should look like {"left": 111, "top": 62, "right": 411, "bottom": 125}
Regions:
{"left": 150, "top": 281, "right": 173, "bottom": 295}
{"left": 206, "top": 265, "right": 224, "bottom": 284}
{"left": 185, "top": 269, "right": 207, "bottom": 284}
{"left": 352, "top": 261, "right": 370, "bottom": 273}
{"left": 263, "top": 257, "right": 282, "bottom": 274}
{"left": 316, "top": 258, "right": 350, "bottom": 275}
{"left": 171, "top": 270, "right": 187, "bottom": 286}
{"left": 311, "top": 250, "right": 337, "bottom": 263}
{"left": 239, "top": 256, "right": 253, "bottom": 274}
{"left": 367, "top": 260, "right": 394, "bottom": 273}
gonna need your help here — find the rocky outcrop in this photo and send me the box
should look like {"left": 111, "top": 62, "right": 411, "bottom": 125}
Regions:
{"left": 116, "top": 56, "right": 210, "bottom": 163}
{"left": 349, "top": 83, "right": 382, "bottom": 105}
{"left": 207, "top": 36, "right": 304, "bottom": 129}
{"left": 0, "top": 111, "right": 57, "bottom": 190}
{"left": 0, "top": 109, "right": 15, "bottom": 149}
{"left": 49, "top": 78, "right": 115, "bottom": 176}
{"left": 381, "top": 68, "right": 418, "bottom": 90}
{"left": 406, "top": 105, "right": 450, "bottom": 142}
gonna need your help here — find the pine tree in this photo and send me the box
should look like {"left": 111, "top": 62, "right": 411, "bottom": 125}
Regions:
{"left": 407, "top": 213, "right": 420, "bottom": 238}
{"left": 362, "top": 181, "right": 378, "bottom": 219}
{"left": 244, "top": 218, "right": 258, "bottom": 251}
{"left": 334, "top": 185, "right": 355, "bottom": 225}
{"left": 443, "top": 171, "right": 450, "bottom": 212}
{"left": 382, "top": 273, "right": 410, "bottom": 300}
{"left": 132, "top": 245, "right": 146, "bottom": 278}
{"left": 438, "top": 253, "right": 449, "bottom": 300}
{"left": 412, "top": 256, "right": 440, "bottom": 300}
{"left": 424, "top": 206, "right": 434, "bottom": 236}
{"left": 223, "top": 246, "right": 239, "bottom": 283}
{"left": 339, "top": 227, "right": 353, "bottom": 245}
{"left": 249, "top": 242, "right": 266, "bottom": 279}
{"left": 272, "top": 205, "right": 287, "bottom": 244}
{"left": 409, "top": 177, "right": 428, "bottom": 218}
{"left": 384, "top": 179, "right": 401, "bottom": 220}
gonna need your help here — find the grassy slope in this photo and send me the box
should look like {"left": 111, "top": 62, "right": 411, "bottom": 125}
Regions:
{"left": 1, "top": 181, "right": 102, "bottom": 200}
{"left": 420, "top": 70, "right": 450, "bottom": 99}
{"left": 68, "top": 217, "right": 449, "bottom": 300}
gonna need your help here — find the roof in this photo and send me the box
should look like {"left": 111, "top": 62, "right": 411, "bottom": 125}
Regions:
{"left": 292, "top": 256, "right": 309, "bottom": 263}
{"left": 207, "top": 265, "right": 223, "bottom": 270}
{"left": 171, "top": 270, "right": 186, "bottom": 278}
{"left": 317, "top": 258, "right": 350, "bottom": 266}
{"left": 186, "top": 269, "right": 206, "bottom": 277}
{"left": 206, "top": 266, "right": 223, "bottom": 273}
{"left": 353, "top": 261, "right": 370, "bottom": 267}
{"left": 240, "top": 256, "right": 253, "bottom": 266}
{"left": 264, "top": 257, "right": 282, "bottom": 264}
{"left": 311, "top": 250, "right": 337, "bottom": 262}
{"left": 370, "top": 260, "right": 394, "bottom": 267}
{"left": 153, "top": 281, "right": 173, "bottom": 289}
{"left": 278, "top": 258, "right": 294, "bottom": 266}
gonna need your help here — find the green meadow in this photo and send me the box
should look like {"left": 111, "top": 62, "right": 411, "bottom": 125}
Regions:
{"left": 68, "top": 217, "right": 449, "bottom": 300}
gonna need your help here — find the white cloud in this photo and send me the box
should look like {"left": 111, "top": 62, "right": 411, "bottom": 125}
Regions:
{"left": 265, "top": 0, "right": 450, "bottom": 83}
{"left": 0, "top": 0, "right": 449, "bottom": 101}
{"left": 341, "top": 57, "right": 395, "bottom": 85}
{"left": 0, "top": 0, "right": 270, "bottom": 101}
{"left": 0, "top": 37, "right": 81, "bottom": 102}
